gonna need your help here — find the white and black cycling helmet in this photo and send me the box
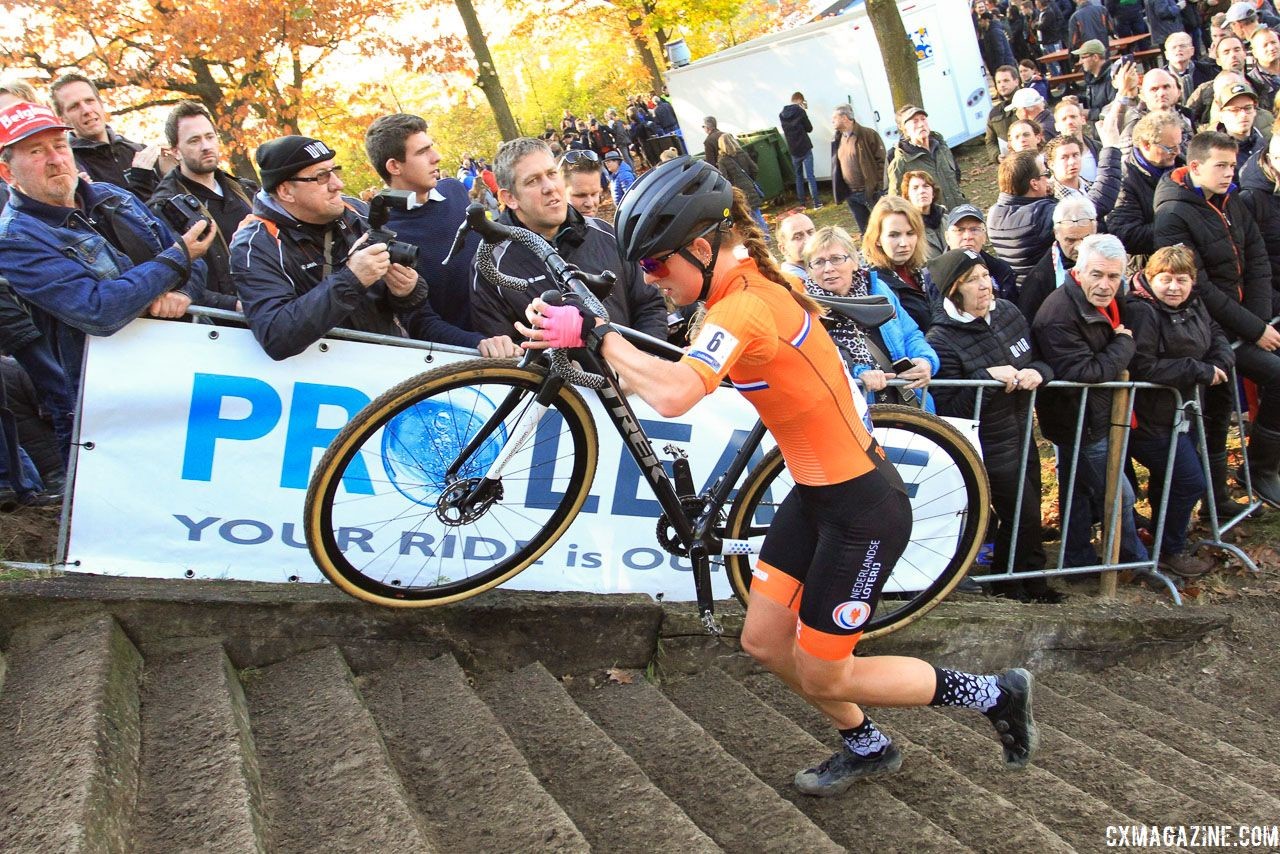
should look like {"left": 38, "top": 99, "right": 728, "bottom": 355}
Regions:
{"left": 615, "top": 156, "right": 733, "bottom": 262}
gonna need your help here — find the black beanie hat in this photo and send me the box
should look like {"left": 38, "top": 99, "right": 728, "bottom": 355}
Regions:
{"left": 928, "top": 248, "right": 985, "bottom": 298}
{"left": 256, "top": 135, "right": 336, "bottom": 193}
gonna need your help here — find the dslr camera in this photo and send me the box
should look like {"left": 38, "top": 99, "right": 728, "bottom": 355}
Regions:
{"left": 366, "top": 189, "right": 421, "bottom": 267}
{"left": 160, "top": 193, "right": 212, "bottom": 240}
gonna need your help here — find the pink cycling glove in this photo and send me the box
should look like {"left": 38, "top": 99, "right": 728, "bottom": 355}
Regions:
{"left": 537, "top": 303, "right": 588, "bottom": 348}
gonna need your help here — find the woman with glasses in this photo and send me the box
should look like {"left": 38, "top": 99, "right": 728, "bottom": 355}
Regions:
{"left": 518, "top": 155, "right": 1039, "bottom": 795}
{"left": 802, "top": 221, "right": 938, "bottom": 409}
{"left": 925, "top": 249, "right": 1060, "bottom": 602}
{"left": 900, "top": 170, "right": 948, "bottom": 261}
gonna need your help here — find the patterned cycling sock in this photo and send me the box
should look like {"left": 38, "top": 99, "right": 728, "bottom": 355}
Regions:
{"left": 929, "top": 667, "right": 1001, "bottom": 712}
{"left": 839, "top": 717, "right": 893, "bottom": 757}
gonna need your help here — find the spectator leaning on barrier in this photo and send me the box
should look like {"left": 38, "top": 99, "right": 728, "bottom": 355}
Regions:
{"left": 0, "top": 101, "right": 211, "bottom": 393}
{"left": 1153, "top": 130, "right": 1280, "bottom": 509}
{"left": 887, "top": 105, "right": 967, "bottom": 212}
{"left": 1106, "top": 109, "right": 1185, "bottom": 261}
{"left": 1031, "top": 234, "right": 1149, "bottom": 569}
{"left": 469, "top": 137, "right": 667, "bottom": 341}
{"left": 987, "top": 149, "right": 1059, "bottom": 288}
{"left": 801, "top": 225, "right": 938, "bottom": 408}
{"left": 364, "top": 113, "right": 493, "bottom": 334}
{"left": 1126, "top": 245, "right": 1232, "bottom": 578}
{"left": 926, "top": 248, "right": 1060, "bottom": 603}
{"left": 49, "top": 72, "right": 164, "bottom": 201}
{"left": 1019, "top": 195, "right": 1099, "bottom": 322}
{"left": 230, "top": 135, "right": 506, "bottom": 361}
{"left": 147, "top": 101, "right": 254, "bottom": 313}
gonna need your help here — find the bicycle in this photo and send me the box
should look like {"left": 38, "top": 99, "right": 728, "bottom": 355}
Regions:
{"left": 304, "top": 206, "right": 990, "bottom": 638}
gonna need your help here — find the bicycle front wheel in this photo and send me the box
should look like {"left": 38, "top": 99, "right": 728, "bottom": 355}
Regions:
{"left": 305, "top": 358, "right": 599, "bottom": 607}
{"left": 722, "top": 404, "right": 990, "bottom": 639}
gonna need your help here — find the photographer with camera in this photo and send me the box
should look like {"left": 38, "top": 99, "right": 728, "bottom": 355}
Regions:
{"left": 230, "top": 135, "right": 504, "bottom": 361}
{"left": 148, "top": 101, "right": 256, "bottom": 312}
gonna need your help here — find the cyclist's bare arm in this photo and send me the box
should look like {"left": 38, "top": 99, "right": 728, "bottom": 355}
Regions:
{"left": 598, "top": 329, "right": 705, "bottom": 417}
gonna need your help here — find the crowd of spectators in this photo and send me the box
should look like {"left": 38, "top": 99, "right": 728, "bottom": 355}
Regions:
{"left": 2, "top": 0, "right": 1279, "bottom": 595}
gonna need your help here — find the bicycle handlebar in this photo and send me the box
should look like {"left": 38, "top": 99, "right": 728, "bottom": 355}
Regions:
{"left": 446, "top": 203, "right": 617, "bottom": 389}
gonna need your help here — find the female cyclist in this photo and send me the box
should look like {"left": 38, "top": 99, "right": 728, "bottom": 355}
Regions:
{"left": 516, "top": 156, "right": 1038, "bottom": 795}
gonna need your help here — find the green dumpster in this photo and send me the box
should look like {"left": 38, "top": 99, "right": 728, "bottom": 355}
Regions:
{"left": 736, "top": 130, "right": 786, "bottom": 202}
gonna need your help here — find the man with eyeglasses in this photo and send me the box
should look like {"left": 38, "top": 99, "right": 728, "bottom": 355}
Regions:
{"left": 1212, "top": 82, "right": 1267, "bottom": 172}
{"left": 1107, "top": 109, "right": 1186, "bottom": 260}
{"left": 230, "top": 135, "right": 499, "bottom": 360}
{"left": 468, "top": 137, "right": 667, "bottom": 341}
{"left": 1019, "top": 195, "right": 1099, "bottom": 322}
{"left": 987, "top": 149, "right": 1059, "bottom": 289}
{"left": 944, "top": 204, "right": 1019, "bottom": 302}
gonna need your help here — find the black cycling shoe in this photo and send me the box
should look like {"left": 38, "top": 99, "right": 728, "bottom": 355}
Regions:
{"left": 794, "top": 742, "right": 903, "bottom": 796}
{"left": 985, "top": 668, "right": 1039, "bottom": 770}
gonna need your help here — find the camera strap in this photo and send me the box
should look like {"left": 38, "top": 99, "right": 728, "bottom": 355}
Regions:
{"left": 322, "top": 229, "right": 335, "bottom": 281}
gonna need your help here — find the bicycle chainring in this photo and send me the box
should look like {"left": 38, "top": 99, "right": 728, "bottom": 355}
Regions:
{"left": 656, "top": 496, "right": 709, "bottom": 556}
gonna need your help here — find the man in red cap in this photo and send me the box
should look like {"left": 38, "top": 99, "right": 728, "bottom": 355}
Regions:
{"left": 0, "top": 101, "right": 213, "bottom": 391}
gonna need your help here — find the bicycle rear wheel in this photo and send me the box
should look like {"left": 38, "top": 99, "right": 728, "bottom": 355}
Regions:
{"left": 722, "top": 404, "right": 990, "bottom": 639}
{"left": 305, "top": 358, "right": 599, "bottom": 607}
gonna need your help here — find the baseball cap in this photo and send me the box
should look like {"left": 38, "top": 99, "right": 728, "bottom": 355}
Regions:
{"left": 895, "top": 104, "right": 928, "bottom": 126}
{"left": 255, "top": 135, "right": 337, "bottom": 193}
{"left": 1224, "top": 1, "right": 1258, "bottom": 24}
{"left": 1214, "top": 81, "right": 1259, "bottom": 107}
{"left": 946, "top": 203, "right": 985, "bottom": 229}
{"left": 1072, "top": 39, "right": 1106, "bottom": 58}
{"left": 0, "top": 102, "right": 72, "bottom": 150}
{"left": 929, "top": 249, "right": 986, "bottom": 297}
{"left": 1006, "top": 88, "right": 1047, "bottom": 112}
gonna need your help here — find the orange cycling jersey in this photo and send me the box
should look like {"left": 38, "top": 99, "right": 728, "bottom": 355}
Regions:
{"left": 680, "top": 258, "right": 876, "bottom": 486}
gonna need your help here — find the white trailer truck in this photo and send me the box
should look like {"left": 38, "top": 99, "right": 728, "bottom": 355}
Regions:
{"left": 665, "top": 0, "right": 991, "bottom": 180}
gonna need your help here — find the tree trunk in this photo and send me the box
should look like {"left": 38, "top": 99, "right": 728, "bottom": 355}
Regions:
{"left": 627, "top": 11, "right": 666, "bottom": 91}
{"left": 865, "top": 0, "right": 923, "bottom": 110}
{"left": 454, "top": 0, "right": 521, "bottom": 140}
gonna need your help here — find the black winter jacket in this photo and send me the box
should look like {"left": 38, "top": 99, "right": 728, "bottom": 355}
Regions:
{"left": 779, "top": 103, "right": 814, "bottom": 156}
{"left": 148, "top": 166, "right": 255, "bottom": 311}
{"left": 1105, "top": 150, "right": 1180, "bottom": 258}
{"left": 871, "top": 265, "right": 939, "bottom": 333}
{"left": 1126, "top": 277, "right": 1234, "bottom": 440}
{"left": 469, "top": 205, "right": 667, "bottom": 340}
{"left": 70, "top": 129, "right": 158, "bottom": 201}
{"left": 986, "top": 193, "right": 1057, "bottom": 287}
{"left": 928, "top": 299, "right": 1053, "bottom": 453}
{"left": 228, "top": 193, "right": 468, "bottom": 360}
{"left": 1081, "top": 61, "right": 1118, "bottom": 123}
{"left": 1152, "top": 167, "right": 1272, "bottom": 344}
{"left": 1018, "top": 243, "right": 1075, "bottom": 324}
{"left": 1031, "top": 278, "right": 1138, "bottom": 446}
{"left": 1236, "top": 150, "right": 1280, "bottom": 312}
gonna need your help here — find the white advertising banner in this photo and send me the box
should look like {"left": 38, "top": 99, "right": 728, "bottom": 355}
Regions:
{"left": 69, "top": 320, "right": 775, "bottom": 599}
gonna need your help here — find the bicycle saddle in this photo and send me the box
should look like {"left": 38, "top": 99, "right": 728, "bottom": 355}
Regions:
{"left": 811, "top": 294, "right": 895, "bottom": 329}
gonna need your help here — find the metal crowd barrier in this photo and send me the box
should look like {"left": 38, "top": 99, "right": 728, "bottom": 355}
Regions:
{"left": 879, "top": 370, "right": 1264, "bottom": 605}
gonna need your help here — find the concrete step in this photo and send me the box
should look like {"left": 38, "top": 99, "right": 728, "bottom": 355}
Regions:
{"left": 663, "top": 667, "right": 967, "bottom": 854}
{"left": 0, "top": 616, "right": 142, "bottom": 854}
{"left": 1097, "top": 665, "right": 1280, "bottom": 769}
{"left": 867, "top": 702, "right": 1136, "bottom": 852}
{"left": 1048, "top": 671, "right": 1280, "bottom": 796}
{"left": 358, "top": 653, "right": 588, "bottom": 853}
{"left": 1027, "top": 682, "right": 1280, "bottom": 828}
{"left": 569, "top": 671, "right": 843, "bottom": 854}
{"left": 242, "top": 646, "right": 434, "bottom": 853}
{"left": 133, "top": 644, "right": 268, "bottom": 853}
{"left": 477, "top": 662, "right": 721, "bottom": 854}
{"left": 739, "top": 674, "right": 1075, "bottom": 854}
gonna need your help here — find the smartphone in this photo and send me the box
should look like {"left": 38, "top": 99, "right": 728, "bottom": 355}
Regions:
{"left": 891, "top": 357, "right": 919, "bottom": 406}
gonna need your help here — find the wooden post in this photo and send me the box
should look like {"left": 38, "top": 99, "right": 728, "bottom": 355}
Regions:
{"left": 1100, "top": 370, "right": 1131, "bottom": 597}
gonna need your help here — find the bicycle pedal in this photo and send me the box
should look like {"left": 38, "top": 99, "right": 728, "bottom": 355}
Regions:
{"left": 700, "top": 612, "right": 724, "bottom": 636}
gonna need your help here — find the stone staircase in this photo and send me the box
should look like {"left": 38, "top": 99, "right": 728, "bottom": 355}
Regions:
{"left": 2, "top": 609, "right": 1277, "bottom": 853}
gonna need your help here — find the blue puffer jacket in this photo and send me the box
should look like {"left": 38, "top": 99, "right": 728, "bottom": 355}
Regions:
{"left": 837, "top": 272, "right": 940, "bottom": 411}
{"left": 609, "top": 161, "right": 636, "bottom": 205}
{"left": 986, "top": 192, "right": 1057, "bottom": 288}
{"left": 0, "top": 180, "right": 206, "bottom": 389}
